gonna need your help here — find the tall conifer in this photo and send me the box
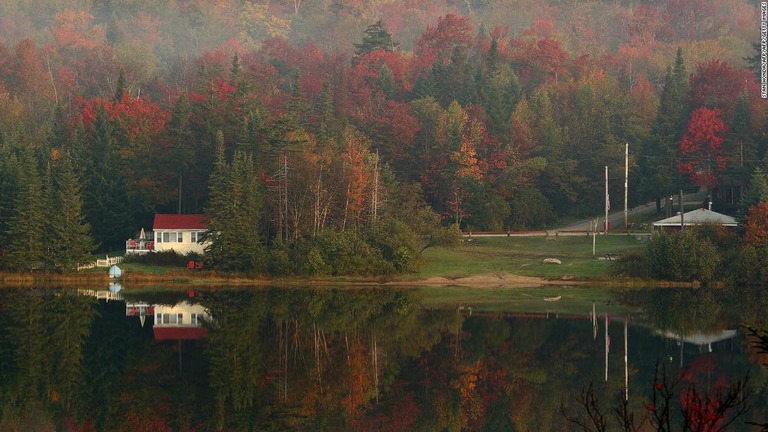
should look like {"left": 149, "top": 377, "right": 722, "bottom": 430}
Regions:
{"left": 4, "top": 149, "right": 46, "bottom": 270}
{"left": 49, "top": 153, "right": 95, "bottom": 271}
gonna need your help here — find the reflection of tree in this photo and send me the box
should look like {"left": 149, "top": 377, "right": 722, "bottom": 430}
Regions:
{"left": 0, "top": 291, "right": 96, "bottom": 428}
{"left": 199, "top": 288, "right": 449, "bottom": 431}
{"left": 639, "top": 289, "right": 722, "bottom": 338}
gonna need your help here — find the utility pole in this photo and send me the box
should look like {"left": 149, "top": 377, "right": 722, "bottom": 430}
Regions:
{"left": 624, "top": 143, "right": 628, "bottom": 233}
{"left": 679, "top": 189, "right": 684, "bottom": 230}
{"left": 624, "top": 315, "right": 629, "bottom": 401}
{"left": 604, "top": 166, "right": 609, "bottom": 235}
{"left": 592, "top": 218, "right": 597, "bottom": 258}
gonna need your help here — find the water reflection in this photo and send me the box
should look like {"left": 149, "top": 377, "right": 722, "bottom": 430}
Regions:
{"left": 0, "top": 286, "right": 765, "bottom": 431}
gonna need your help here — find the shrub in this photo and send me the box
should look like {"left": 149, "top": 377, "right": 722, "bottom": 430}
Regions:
{"left": 612, "top": 250, "right": 648, "bottom": 277}
{"left": 124, "top": 250, "right": 201, "bottom": 267}
{"left": 646, "top": 227, "right": 723, "bottom": 283}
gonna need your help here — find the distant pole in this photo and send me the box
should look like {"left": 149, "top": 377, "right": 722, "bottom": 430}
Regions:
{"left": 679, "top": 189, "right": 684, "bottom": 230}
{"left": 592, "top": 218, "right": 597, "bottom": 258}
{"left": 604, "top": 166, "right": 609, "bottom": 235}
{"left": 605, "top": 312, "right": 609, "bottom": 382}
{"left": 624, "top": 143, "right": 628, "bottom": 233}
{"left": 624, "top": 315, "right": 629, "bottom": 401}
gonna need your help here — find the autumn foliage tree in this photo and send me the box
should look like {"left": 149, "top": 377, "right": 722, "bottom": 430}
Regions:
{"left": 678, "top": 108, "right": 728, "bottom": 190}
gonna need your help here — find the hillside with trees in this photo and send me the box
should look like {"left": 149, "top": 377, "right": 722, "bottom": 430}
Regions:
{"left": 0, "top": 0, "right": 765, "bottom": 274}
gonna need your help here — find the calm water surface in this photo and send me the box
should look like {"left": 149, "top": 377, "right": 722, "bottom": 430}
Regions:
{"left": 0, "top": 285, "right": 766, "bottom": 431}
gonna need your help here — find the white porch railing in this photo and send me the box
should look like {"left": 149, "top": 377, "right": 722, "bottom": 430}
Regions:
{"left": 77, "top": 255, "right": 123, "bottom": 271}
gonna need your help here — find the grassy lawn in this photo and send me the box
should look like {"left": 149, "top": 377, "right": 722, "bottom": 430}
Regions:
{"left": 417, "top": 285, "right": 632, "bottom": 315}
{"left": 416, "top": 234, "right": 647, "bottom": 280}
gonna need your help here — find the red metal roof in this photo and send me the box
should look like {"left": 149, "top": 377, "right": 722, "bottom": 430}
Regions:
{"left": 153, "top": 214, "right": 208, "bottom": 230}
{"left": 154, "top": 327, "right": 208, "bottom": 340}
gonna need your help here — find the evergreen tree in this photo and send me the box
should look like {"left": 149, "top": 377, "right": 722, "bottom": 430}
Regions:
{"left": 3, "top": 149, "right": 46, "bottom": 270}
{"left": 0, "top": 146, "right": 20, "bottom": 255}
{"left": 49, "top": 153, "right": 95, "bottom": 271}
{"left": 727, "top": 92, "right": 757, "bottom": 182}
{"left": 168, "top": 93, "right": 197, "bottom": 213}
{"left": 286, "top": 72, "right": 310, "bottom": 130}
{"left": 314, "top": 80, "right": 338, "bottom": 143}
{"left": 354, "top": 20, "right": 399, "bottom": 55}
{"left": 740, "top": 167, "right": 768, "bottom": 216}
{"left": 638, "top": 48, "right": 690, "bottom": 211}
{"left": 113, "top": 69, "right": 126, "bottom": 102}
{"left": 375, "top": 64, "right": 396, "bottom": 99}
{"left": 478, "top": 39, "right": 521, "bottom": 142}
{"left": 81, "top": 105, "right": 133, "bottom": 252}
{"left": 204, "top": 131, "right": 265, "bottom": 272}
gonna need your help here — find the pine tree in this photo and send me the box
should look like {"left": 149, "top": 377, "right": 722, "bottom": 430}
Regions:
{"left": 49, "top": 153, "right": 95, "bottom": 271}
{"left": 354, "top": 20, "right": 399, "bottom": 56}
{"left": 3, "top": 149, "right": 46, "bottom": 270}
{"left": 81, "top": 104, "right": 133, "bottom": 252}
{"left": 639, "top": 48, "right": 690, "bottom": 210}
{"left": 315, "top": 80, "right": 338, "bottom": 143}
{"left": 203, "top": 131, "right": 233, "bottom": 268}
{"left": 740, "top": 167, "right": 768, "bottom": 216}
{"left": 286, "top": 71, "right": 310, "bottom": 130}
{"left": 204, "top": 131, "right": 264, "bottom": 272}
{"left": 0, "top": 146, "right": 21, "bottom": 255}
{"left": 375, "top": 64, "right": 396, "bottom": 99}
{"left": 113, "top": 69, "right": 126, "bottom": 102}
{"left": 168, "top": 93, "right": 196, "bottom": 213}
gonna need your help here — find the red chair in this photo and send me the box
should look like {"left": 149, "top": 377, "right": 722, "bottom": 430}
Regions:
{"left": 147, "top": 241, "right": 154, "bottom": 250}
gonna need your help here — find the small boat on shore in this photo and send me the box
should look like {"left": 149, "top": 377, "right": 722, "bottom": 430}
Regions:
{"left": 543, "top": 295, "right": 562, "bottom": 302}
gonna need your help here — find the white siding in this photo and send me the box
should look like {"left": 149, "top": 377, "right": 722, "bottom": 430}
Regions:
{"left": 154, "top": 229, "right": 208, "bottom": 254}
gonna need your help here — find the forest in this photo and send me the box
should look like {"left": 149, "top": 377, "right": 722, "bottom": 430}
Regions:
{"left": 0, "top": 0, "right": 766, "bottom": 273}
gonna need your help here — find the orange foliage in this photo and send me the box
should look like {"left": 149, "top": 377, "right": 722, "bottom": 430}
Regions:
{"left": 342, "top": 343, "right": 372, "bottom": 418}
{"left": 52, "top": 10, "right": 105, "bottom": 51}
{"left": 743, "top": 202, "right": 768, "bottom": 248}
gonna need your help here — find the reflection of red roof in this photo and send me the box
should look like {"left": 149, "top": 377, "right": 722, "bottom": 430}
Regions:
{"left": 153, "top": 214, "right": 208, "bottom": 230}
{"left": 154, "top": 327, "right": 208, "bottom": 340}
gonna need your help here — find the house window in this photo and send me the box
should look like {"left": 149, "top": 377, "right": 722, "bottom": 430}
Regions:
{"left": 191, "top": 232, "right": 199, "bottom": 243}
{"left": 162, "top": 232, "right": 170, "bottom": 242}
{"left": 156, "top": 232, "right": 162, "bottom": 243}
{"left": 177, "top": 232, "right": 184, "bottom": 242}
{"left": 178, "top": 313, "right": 184, "bottom": 324}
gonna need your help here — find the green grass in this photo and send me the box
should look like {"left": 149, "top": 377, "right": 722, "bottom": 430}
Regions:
{"left": 119, "top": 262, "right": 182, "bottom": 275}
{"left": 416, "top": 234, "right": 646, "bottom": 280}
{"left": 417, "top": 285, "right": 632, "bottom": 314}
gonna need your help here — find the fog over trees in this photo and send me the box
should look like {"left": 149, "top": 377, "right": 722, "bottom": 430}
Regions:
{"left": 0, "top": 0, "right": 765, "bottom": 272}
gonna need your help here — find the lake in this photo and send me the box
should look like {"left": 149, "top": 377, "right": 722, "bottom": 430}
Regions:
{"left": 0, "top": 285, "right": 766, "bottom": 431}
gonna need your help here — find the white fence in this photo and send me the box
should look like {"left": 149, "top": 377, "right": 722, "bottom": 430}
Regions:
{"left": 77, "top": 255, "right": 123, "bottom": 271}
{"left": 77, "top": 288, "right": 123, "bottom": 301}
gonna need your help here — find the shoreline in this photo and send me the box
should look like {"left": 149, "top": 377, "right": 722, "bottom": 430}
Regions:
{"left": 0, "top": 271, "right": 693, "bottom": 290}
{"left": 0, "top": 270, "right": 580, "bottom": 289}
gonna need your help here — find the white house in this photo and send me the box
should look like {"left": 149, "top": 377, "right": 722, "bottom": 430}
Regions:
{"left": 153, "top": 301, "right": 210, "bottom": 341}
{"left": 652, "top": 208, "right": 738, "bottom": 231}
{"left": 153, "top": 214, "right": 209, "bottom": 254}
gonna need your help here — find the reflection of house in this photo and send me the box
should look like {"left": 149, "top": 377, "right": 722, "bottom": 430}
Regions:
{"left": 153, "top": 214, "right": 208, "bottom": 255}
{"left": 153, "top": 301, "right": 210, "bottom": 340}
{"left": 657, "top": 329, "right": 738, "bottom": 352}
{"left": 652, "top": 208, "right": 738, "bottom": 231}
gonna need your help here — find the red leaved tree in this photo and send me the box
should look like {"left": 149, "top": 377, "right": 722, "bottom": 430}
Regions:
{"left": 678, "top": 108, "right": 728, "bottom": 189}
{"left": 742, "top": 201, "right": 768, "bottom": 248}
